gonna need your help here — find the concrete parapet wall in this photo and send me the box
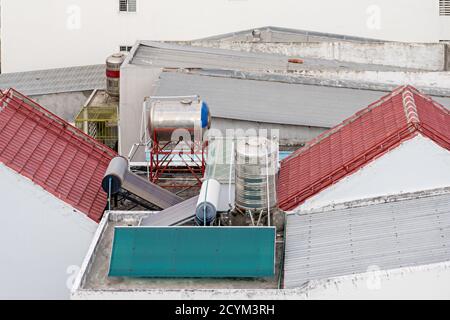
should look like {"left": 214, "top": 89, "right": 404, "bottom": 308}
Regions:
{"left": 183, "top": 41, "right": 448, "bottom": 72}
{"left": 295, "top": 70, "right": 450, "bottom": 96}
{"left": 445, "top": 44, "right": 450, "bottom": 71}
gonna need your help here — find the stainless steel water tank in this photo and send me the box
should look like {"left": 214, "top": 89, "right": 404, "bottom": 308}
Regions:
{"left": 106, "top": 53, "right": 126, "bottom": 97}
{"left": 235, "top": 137, "right": 278, "bottom": 211}
{"left": 147, "top": 97, "right": 211, "bottom": 143}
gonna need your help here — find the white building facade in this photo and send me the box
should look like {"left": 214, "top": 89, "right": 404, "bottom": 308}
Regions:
{"left": 1, "top": 0, "right": 450, "bottom": 73}
{"left": 0, "top": 163, "right": 98, "bottom": 299}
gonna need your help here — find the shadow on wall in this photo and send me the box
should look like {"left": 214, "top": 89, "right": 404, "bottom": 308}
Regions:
{"left": 30, "top": 91, "right": 93, "bottom": 123}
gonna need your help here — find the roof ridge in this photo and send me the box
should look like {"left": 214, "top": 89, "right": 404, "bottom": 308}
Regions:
{"left": 402, "top": 87, "right": 420, "bottom": 124}
{"left": 407, "top": 85, "right": 450, "bottom": 116}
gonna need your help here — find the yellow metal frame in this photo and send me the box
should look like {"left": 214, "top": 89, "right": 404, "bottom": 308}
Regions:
{"left": 75, "top": 105, "right": 119, "bottom": 150}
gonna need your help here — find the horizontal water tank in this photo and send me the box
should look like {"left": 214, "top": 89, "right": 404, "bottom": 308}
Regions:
{"left": 106, "top": 53, "right": 126, "bottom": 97}
{"left": 101, "top": 156, "right": 183, "bottom": 209}
{"left": 195, "top": 178, "right": 221, "bottom": 226}
{"left": 147, "top": 98, "right": 211, "bottom": 143}
{"left": 235, "top": 137, "right": 278, "bottom": 211}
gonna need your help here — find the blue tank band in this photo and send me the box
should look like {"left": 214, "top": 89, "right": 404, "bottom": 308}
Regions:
{"left": 201, "top": 101, "right": 210, "bottom": 129}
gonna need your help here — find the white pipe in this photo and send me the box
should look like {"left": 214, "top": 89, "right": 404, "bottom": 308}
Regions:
{"left": 248, "top": 210, "right": 255, "bottom": 226}
{"left": 149, "top": 95, "right": 199, "bottom": 102}
{"left": 265, "top": 145, "right": 271, "bottom": 227}
{"left": 228, "top": 140, "right": 235, "bottom": 210}
{"left": 256, "top": 209, "right": 263, "bottom": 226}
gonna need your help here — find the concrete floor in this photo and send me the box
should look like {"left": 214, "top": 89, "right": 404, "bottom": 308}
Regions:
{"left": 81, "top": 213, "right": 284, "bottom": 291}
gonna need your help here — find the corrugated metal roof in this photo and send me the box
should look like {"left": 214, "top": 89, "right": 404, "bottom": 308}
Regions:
{"left": 278, "top": 86, "right": 450, "bottom": 211}
{"left": 0, "top": 65, "right": 105, "bottom": 96}
{"left": 0, "top": 89, "right": 116, "bottom": 222}
{"left": 284, "top": 188, "right": 450, "bottom": 289}
{"left": 131, "top": 41, "right": 290, "bottom": 71}
{"left": 155, "top": 72, "right": 386, "bottom": 127}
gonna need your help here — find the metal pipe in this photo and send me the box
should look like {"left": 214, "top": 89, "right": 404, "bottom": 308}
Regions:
{"left": 108, "top": 176, "right": 112, "bottom": 211}
{"left": 228, "top": 140, "right": 235, "bottom": 210}
{"left": 266, "top": 148, "right": 271, "bottom": 226}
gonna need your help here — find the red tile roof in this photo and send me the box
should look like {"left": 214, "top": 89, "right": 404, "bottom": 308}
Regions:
{"left": 0, "top": 89, "right": 117, "bottom": 222}
{"left": 278, "top": 85, "right": 450, "bottom": 211}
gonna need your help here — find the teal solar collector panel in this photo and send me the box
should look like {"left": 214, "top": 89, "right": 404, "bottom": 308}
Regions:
{"left": 109, "top": 226, "right": 276, "bottom": 278}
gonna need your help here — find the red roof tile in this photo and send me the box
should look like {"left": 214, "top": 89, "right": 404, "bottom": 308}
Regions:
{"left": 0, "top": 89, "right": 117, "bottom": 222}
{"left": 278, "top": 85, "right": 450, "bottom": 211}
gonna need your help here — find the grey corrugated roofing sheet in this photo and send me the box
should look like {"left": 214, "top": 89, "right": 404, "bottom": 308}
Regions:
{"left": 284, "top": 188, "right": 450, "bottom": 289}
{"left": 131, "top": 41, "right": 291, "bottom": 71}
{"left": 155, "top": 72, "right": 387, "bottom": 128}
{"left": 196, "top": 26, "right": 384, "bottom": 43}
{"left": 433, "top": 96, "right": 450, "bottom": 107}
{"left": 155, "top": 72, "right": 450, "bottom": 127}
{"left": 0, "top": 65, "right": 105, "bottom": 96}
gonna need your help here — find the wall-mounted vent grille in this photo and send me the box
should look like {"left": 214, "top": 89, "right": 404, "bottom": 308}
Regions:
{"left": 440, "top": 0, "right": 450, "bottom": 16}
{"left": 120, "top": 46, "right": 132, "bottom": 52}
{"left": 119, "top": 0, "right": 137, "bottom": 12}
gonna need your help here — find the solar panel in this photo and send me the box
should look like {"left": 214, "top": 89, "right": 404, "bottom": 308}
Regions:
{"left": 109, "top": 226, "right": 276, "bottom": 278}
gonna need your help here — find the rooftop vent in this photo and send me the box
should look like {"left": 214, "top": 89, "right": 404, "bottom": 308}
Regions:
{"left": 440, "top": 0, "right": 450, "bottom": 16}
{"left": 251, "top": 29, "right": 262, "bottom": 42}
{"left": 120, "top": 0, "right": 137, "bottom": 12}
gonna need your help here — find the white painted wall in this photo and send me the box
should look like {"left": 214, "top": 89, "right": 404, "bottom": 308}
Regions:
{"left": 302, "top": 261, "right": 450, "bottom": 300}
{"left": 297, "top": 135, "right": 450, "bottom": 211}
{"left": 73, "top": 260, "right": 450, "bottom": 299}
{"left": 440, "top": 17, "right": 450, "bottom": 41}
{"left": 119, "top": 64, "right": 162, "bottom": 159}
{"left": 0, "top": 163, "right": 98, "bottom": 299}
{"left": 188, "top": 41, "right": 448, "bottom": 71}
{"left": 1, "top": 0, "right": 447, "bottom": 73}
{"left": 299, "top": 70, "right": 450, "bottom": 91}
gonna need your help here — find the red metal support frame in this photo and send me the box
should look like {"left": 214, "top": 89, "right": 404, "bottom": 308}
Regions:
{"left": 149, "top": 130, "right": 207, "bottom": 189}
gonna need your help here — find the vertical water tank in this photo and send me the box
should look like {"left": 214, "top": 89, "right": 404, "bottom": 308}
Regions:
{"left": 195, "top": 178, "right": 221, "bottom": 226}
{"left": 235, "top": 137, "right": 278, "bottom": 211}
{"left": 106, "top": 53, "right": 126, "bottom": 97}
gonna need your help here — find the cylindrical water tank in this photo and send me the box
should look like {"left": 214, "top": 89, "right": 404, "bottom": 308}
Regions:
{"left": 195, "top": 178, "right": 221, "bottom": 226}
{"left": 147, "top": 98, "right": 211, "bottom": 143}
{"left": 102, "top": 156, "right": 128, "bottom": 194}
{"left": 235, "top": 137, "right": 278, "bottom": 211}
{"left": 106, "top": 53, "right": 126, "bottom": 97}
